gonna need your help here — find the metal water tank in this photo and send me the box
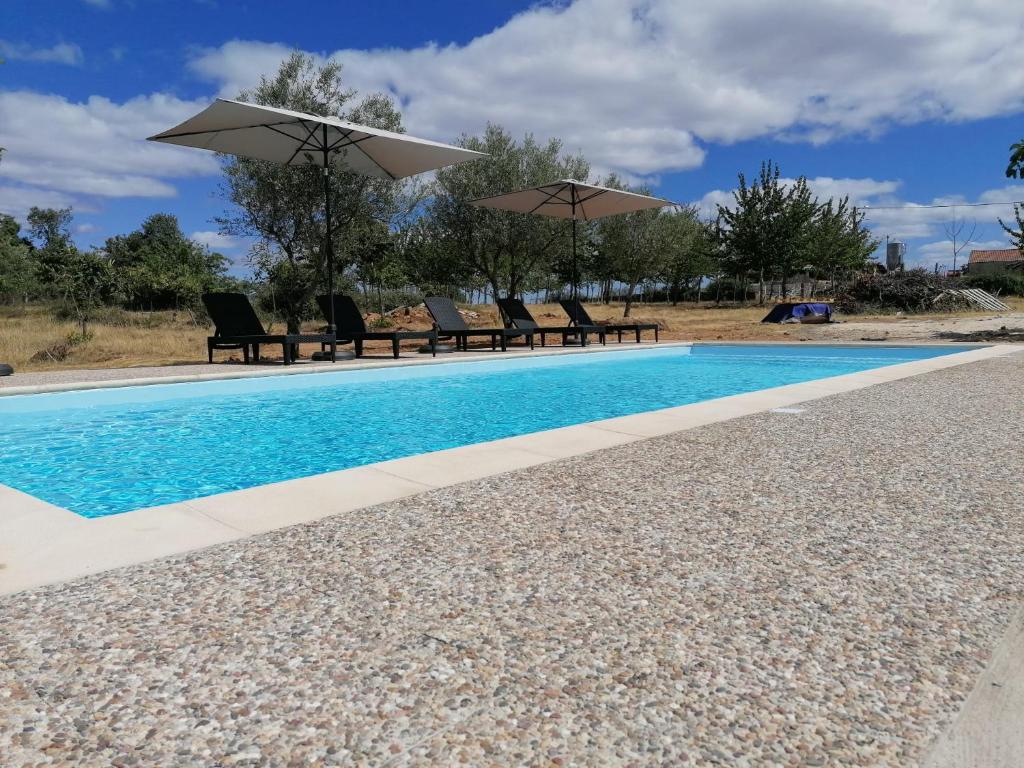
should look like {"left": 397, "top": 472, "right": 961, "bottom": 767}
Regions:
{"left": 886, "top": 241, "right": 905, "bottom": 271}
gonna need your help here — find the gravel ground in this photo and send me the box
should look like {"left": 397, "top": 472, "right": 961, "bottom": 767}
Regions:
{"left": 2, "top": 354, "right": 1023, "bottom": 767}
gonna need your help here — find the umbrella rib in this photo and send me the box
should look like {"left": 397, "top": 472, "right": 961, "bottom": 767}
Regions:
{"left": 574, "top": 188, "right": 609, "bottom": 221}
{"left": 154, "top": 118, "right": 309, "bottom": 141}
{"left": 279, "top": 122, "right": 325, "bottom": 166}
{"left": 321, "top": 129, "right": 396, "bottom": 180}
{"left": 324, "top": 132, "right": 375, "bottom": 153}
{"left": 526, "top": 186, "right": 573, "bottom": 215}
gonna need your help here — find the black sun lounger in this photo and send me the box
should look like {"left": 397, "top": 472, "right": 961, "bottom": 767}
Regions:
{"left": 497, "top": 297, "right": 606, "bottom": 347}
{"left": 317, "top": 294, "right": 436, "bottom": 358}
{"left": 202, "top": 292, "right": 336, "bottom": 365}
{"left": 424, "top": 296, "right": 534, "bottom": 352}
{"left": 559, "top": 298, "right": 659, "bottom": 343}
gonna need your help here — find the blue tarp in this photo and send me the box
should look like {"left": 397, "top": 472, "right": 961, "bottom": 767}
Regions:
{"left": 761, "top": 302, "right": 833, "bottom": 323}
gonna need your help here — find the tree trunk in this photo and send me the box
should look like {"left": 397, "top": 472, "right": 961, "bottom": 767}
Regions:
{"left": 623, "top": 280, "right": 638, "bottom": 317}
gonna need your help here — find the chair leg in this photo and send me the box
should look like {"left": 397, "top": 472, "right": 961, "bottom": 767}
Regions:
{"left": 635, "top": 328, "right": 641, "bottom": 343}
{"left": 528, "top": 333, "right": 533, "bottom": 350}
{"left": 331, "top": 340, "right": 337, "bottom": 361}
{"left": 355, "top": 339, "right": 363, "bottom": 357}
{"left": 430, "top": 336, "right": 436, "bottom": 357}
{"left": 500, "top": 335, "right": 507, "bottom": 352}
{"left": 208, "top": 341, "right": 214, "bottom": 364}
{"left": 655, "top": 327, "right": 659, "bottom": 342}
{"left": 253, "top": 344, "right": 260, "bottom": 362}
{"left": 617, "top": 330, "right": 623, "bottom": 343}
{"left": 392, "top": 338, "right": 400, "bottom": 359}
{"left": 282, "top": 343, "right": 290, "bottom": 365}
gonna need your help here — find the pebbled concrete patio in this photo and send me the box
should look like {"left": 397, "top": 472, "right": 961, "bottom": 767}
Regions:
{"left": 2, "top": 353, "right": 1022, "bottom": 766}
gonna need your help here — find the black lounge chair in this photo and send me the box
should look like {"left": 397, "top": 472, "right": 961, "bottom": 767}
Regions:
{"left": 497, "top": 297, "right": 606, "bottom": 347}
{"left": 317, "top": 294, "right": 437, "bottom": 358}
{"left": 559, "top": 298, "right": 659, "bottom": 343}
{"left": 424, "top": 296, "right": 534, "bottom": 352}
{"left": 202, "top": 292, "right": 336, "bottom": 365}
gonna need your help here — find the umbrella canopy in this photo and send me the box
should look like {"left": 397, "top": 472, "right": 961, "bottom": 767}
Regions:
{"left": 470, "top": 179, "right": 674, "bottom": 299}
{"left": 148, "top": 99, "right": 485, "bottom": 337}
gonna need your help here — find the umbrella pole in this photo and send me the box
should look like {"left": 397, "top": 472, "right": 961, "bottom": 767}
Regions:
{"left": 323, "top": 161, "right": 336, "bottom": 338}
{"left": 572, "top": 216, "right": 578, "bottom": 302}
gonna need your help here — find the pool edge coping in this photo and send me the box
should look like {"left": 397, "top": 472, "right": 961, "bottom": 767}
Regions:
{"left": 1, "top": 342, "right": 1020, "bottom": 596}
{"left": 0, "top": 339, "right": 991, "bottom": 397}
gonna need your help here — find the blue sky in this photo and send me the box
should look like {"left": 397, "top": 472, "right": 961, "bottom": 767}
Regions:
{"left": 3, "top": 0, "right": 1023, "bottom": 274}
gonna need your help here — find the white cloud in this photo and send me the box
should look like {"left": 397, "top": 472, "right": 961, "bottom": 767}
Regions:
{"left": 693, "top": 176, "right": 903, "bottom": 218}
{"left": 908, "top": 238, "right": 1010, "bottom": 269}
{"left": 0, "top": 91, "right": 219, "bottom": 206}
{"left": 0, "top": 185, "right": 83, "bottom": 220}
{"left": 190, "top": 0, "right": 1024, "bottom": 177}
{"left": 0, "top": 40, "right": 83, "bottom": 66}
{"left": 694, "top": 178, "right": 1024, "bottom": 262}
{"left": 190, "top": 231, "right": 239, "bottom": 250}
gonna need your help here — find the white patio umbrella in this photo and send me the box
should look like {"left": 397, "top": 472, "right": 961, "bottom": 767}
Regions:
{"left": 469, "top": 179, "right": 674, "bottom": 300}
{"left": 148, "top": 98, "right": 485, "bottom": 335}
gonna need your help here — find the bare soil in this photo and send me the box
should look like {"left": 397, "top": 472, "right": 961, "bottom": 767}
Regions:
{"left": 2, "top": 299, "right": 1022, "bottom": 372}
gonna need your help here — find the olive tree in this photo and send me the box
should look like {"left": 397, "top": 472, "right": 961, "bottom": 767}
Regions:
{"left": 217, "top": 52, "right": 411, "bottom": 332}
{"left": 428, "top": 124, "right": 589, "bottom": 300}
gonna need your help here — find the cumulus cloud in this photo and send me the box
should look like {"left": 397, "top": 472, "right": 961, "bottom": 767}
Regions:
{"left": 913, "top": 237, "right": 1008, "bottom": 263}
{"left": 0, "top": 185, "right": 82, "bottom": 220}
{"left": 693, "top": 176, "right": 903, "bottom": 218}
{"left": 692, "top": 177, "right": 1023, "bottom": 264}
{"left": 190, "top": 231, "right": 239, "bottom": 250}
{"left": 0, "top": 91, "right": 220, "bottom": 205}
{"left": 0, "top": 40, "right": 84, "bottom": 66}
{"left": 190, "top": 0, "right": 1024, "bottom": 177}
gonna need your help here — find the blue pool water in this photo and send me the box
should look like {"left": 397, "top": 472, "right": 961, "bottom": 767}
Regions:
{"left": 0, "top": 344, "right": 969, "bottom": 517}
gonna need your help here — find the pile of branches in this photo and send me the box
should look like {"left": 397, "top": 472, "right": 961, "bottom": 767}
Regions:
{"left": 834, "top": 269, "right": 967, "bottom": 313}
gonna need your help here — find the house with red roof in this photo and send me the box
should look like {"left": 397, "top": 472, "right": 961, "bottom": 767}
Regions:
{"left": 966, "top": 248, "right": 1024, "bottom": 275}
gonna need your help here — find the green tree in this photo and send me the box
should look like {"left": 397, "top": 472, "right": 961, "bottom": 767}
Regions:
{"left": 806, "top": 197, "right": 878, "bottom": 289}
{"left": 217, "top": 52, "right": 409, "bottom": 332}
{"left": 0, "top": 214, "right": 38, "bottom": 302}
{"left": 999, "top": 203, "right": 1024, "bottom": 252}
{"left": 716, "top": 162, "right": 819, "bottom": 304}
{"left": 660, "top": 211, "right": 716, "bottom": 305}
{"left": 1006, "top": 140, "right": 1024, "bottom": 179}
{"left": 55, "top": 250, "right": 111, "bottom": 336}
{"left": 25, "top": 206, "right": 111, "bottom": 332}
{"left": 595, "top": 175, "right": 669, "bottom": 317}
{"left": 26, "top": 206, "right": 77, "bottom": 294}
{"left": 104, "top": 213, "right": 228, "bottom": 310}
{"left": 428, "top": 124, "right": 589, "bottom": 301}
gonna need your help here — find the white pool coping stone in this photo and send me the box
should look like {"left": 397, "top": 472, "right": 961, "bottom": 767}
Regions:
{"left": 1, "top": 342, "right": 1020, "bottom": 595}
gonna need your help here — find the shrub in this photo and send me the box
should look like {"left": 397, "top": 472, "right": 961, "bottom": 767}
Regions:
{"left": 961, "top": 272, "right": 1024, "bottom": 296}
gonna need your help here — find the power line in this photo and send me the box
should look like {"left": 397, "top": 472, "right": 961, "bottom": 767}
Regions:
{"left": 860, "top": 200, "right": 1024, "bottom": 211}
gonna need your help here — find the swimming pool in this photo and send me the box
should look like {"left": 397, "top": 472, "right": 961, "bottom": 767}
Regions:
{"left": 0, "top": 344, "right": 969, "bottom": 518}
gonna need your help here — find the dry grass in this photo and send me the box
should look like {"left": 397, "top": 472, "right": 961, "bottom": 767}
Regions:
{"left": 2, "top": 298, "right": 1022, "bottom": 372}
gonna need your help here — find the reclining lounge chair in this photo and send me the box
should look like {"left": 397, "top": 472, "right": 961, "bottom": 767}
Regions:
{"left": 559, "top": 298, "right": 659, "bottom": 343}
{"left": 424, "top": 296, "right": 534, "bottom": 352}
{"left": 497, "top": 297, "right": 606, "bottom": 347}
{"left": 317, "top": 294, "right": 437, "bottom": 358}
{"left": 202, "top": 292, "right": 336, "bottom": 365}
